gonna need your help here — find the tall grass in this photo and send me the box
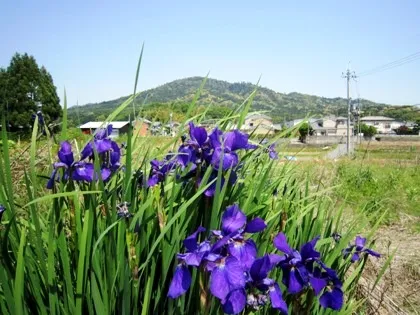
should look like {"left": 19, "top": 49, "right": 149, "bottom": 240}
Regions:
{"left": 0, "top": 80, "right": 392, "bottom": 314}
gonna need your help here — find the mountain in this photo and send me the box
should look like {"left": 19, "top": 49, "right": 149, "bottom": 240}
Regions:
{"left": 67, "top": 77, "right": 419, "bottom": 125}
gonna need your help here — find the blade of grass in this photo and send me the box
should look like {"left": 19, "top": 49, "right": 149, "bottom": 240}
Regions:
{"left": 131, "top": 43, "right": 145, "bottom": 118}
{"left": 13, "top": 228, "right": 26, "bottom": 315}
{"left": 61, "top": 88, "right": 68, "bottom": 141}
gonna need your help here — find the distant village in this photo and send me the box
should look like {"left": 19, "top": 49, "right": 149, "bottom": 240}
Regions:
{"left": 79, "top": 114, "right": 419, "bottom": 140}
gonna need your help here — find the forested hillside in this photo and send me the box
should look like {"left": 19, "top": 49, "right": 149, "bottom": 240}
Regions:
{"left": 67, "top": 77, "right": 419, "bottom": 126}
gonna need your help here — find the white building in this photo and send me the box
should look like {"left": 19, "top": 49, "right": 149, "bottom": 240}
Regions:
{"left": 310, "top": 116, "right": 353, "bottom": 136}
{"left": 241, "top": 114, "right": 275, "bottom": 135}
{"left": 79, "top": 121, "right": 130, "bottom": 138}
{"left": 360, "top": 116, "right": 403, "bottom": 134}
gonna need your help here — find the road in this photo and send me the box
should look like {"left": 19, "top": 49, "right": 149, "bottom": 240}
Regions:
{"left": 325, "top": 143, "right": 354, "bottom": 159}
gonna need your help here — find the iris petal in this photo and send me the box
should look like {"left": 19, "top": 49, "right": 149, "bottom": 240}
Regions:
{"left": 223, "top": 130, "right": 249, "bottom": 151}
{"left": 300, "top": 236, "right": 320, "bottom": 261}
{"left": 73, "top": 163, "right": 95, "bottom": 182}
{"left": 221, "top": 204, "right": 247, "bottom": 234}
{"left": 365, "top": 248, "right": 381, "bottom": 258}
{"left": 244, "top": 218, "right": 266, "bottom": 233}
{"left": 95, "top": 139, "right": 112, "bottom": 153}
{"left": 147, "top": 174, "right": 160, "bottom": 187}
{"left": 210, "top": 257, "right": 245, "bottom": 300}
{"left": 183, "top": 226, "right": 206, "bottom": 252}
{"left": 319, "top": 287, "right": 344, "bottom": 310}
{"left": 250, "top": 255, "right": 272, "bottom": 281}
{"left": 228, "top": 239, "right": 257, "bottom": 270}
{"left": 310, "top": 276, "right": 327, "bottom": 295}
{"left": 222, "top": 289, "right": 247, "bottom": 315}
{"left": 273, "top": 232, "right": 293, "bottom": 255}
{"left": 80, "top": 142, "right": 93, "bottom": 160}
{"left": 167, "top": 265, "right": 191, "bottom": 298}
{"left": 58, "top": 141, "right": 74, "bottom": 166}
{"left": 355, "top": 236, "right": 366, "bottom": 247}
{"left": 46, "top": 169, "right": 58, "bottom": 189}
{"left": 269, "top": 283, "right": 288, "bottom": 314}
{"left": 351, "top": 253, "right": 360, "bottom": 262}
{"left": 189, "top": 122, "right": 208, "bottom": 146}
{"left": 284, "top": 268, "right": 304, "bottom": 294}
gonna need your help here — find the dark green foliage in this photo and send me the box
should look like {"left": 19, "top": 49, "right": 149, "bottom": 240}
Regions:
{"left": 395, "top": 125, "right": 414, "bottom": 135}
{"left": 0, "top": 53, "right": 61, "bottom": 131}
{"left": 358, "top": 123, "right": 377, "bottom": 137}
{"left": 298, "top": 122, "right": 314, "bottom": 142}
{"left": 67, "top": 77, "right": 419, "bottom": 126}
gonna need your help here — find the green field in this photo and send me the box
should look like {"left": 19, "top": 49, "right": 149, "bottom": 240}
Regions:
{"left": 291, "top": 141, "right": 420, "bottom": 313}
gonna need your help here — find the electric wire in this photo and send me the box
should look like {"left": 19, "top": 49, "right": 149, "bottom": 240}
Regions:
{"left": 358, "top": 51, "right": 420, "bottom": 77}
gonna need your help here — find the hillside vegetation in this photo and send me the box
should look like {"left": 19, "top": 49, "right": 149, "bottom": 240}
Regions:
{"left": 67, "top": 76, "right": 420, "bottom": 126}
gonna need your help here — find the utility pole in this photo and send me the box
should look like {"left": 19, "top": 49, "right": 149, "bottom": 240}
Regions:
{"left": 342, "top": 68, "right": 357, "bottom": 156}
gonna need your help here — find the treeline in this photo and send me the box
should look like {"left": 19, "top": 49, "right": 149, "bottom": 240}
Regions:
{"left": 69, "top": 77, "right": 419, "bottom": 125}
{"left": 0, "top": 53, "right": 62, "bottom": 131}
{"left": 67, "top": 102, "right": 233, "bottom": 127}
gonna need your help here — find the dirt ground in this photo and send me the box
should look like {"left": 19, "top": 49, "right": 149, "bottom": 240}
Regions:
{"left": 359, "top": 218, "right": 420, "bottom": 314}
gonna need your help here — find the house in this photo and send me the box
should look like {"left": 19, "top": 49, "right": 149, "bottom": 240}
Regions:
{"left": 284, "top": 119, "right": 305, "bottom": 128}
{"left": 310, "top": 116, "right": 353, "bottom": 137}
{"left": 360, "top": 116, "right": 403, "bottom": 134}
{"left": 79, "top": 121, "right": 130, "bottom": 138}
{"left": 242, "top": 114, "right": 275, "bottom": 135}
{"left": 133, "top": 118, "right": 152, "bottom": 136}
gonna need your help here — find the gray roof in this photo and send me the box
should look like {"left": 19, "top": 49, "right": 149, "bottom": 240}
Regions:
{"left": 245, "top": 113, "right": 272, "bottom": 120}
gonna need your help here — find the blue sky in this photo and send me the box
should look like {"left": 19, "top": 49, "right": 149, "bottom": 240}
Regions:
{"left": 1, "top": 0, "right": 419, "bottom": 107}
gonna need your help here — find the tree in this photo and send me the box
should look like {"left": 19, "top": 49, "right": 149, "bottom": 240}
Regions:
{"left": 298, "top": 122, "right": 313, "bottom": 142}
{"left": 359, "top": 123, "right": 377, "bottom": 138}
{"left": 0, "top": 53, "right": 61, "bottom": 131}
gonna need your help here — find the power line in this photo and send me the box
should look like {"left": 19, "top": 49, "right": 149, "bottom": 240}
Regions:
{"left": 360, "top": 55, "right": 420, "bottom": 77}
{"left": 358, "top": 51, "right": 420, "bottom": 77}
{"left": 359, "top": 51, "right": 420, "bottom": 75}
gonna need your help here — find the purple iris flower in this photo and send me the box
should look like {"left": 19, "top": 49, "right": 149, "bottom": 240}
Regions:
{"left": 95, "top": 124, "right": 113, "bottom": 139}
{"left": 343, "top": 236, "right": 381, "bottom": 262}
{"left": 310, "top": 264, "right": 344, "bottom": 310}
{"left": 168, "top": 226, "right": 210, "bottom": 298}
{"left": 209, "top": 255, "right": 247, "bottom": 303}
{"left": 177, "top": 144, "right": 197, "bottom": 168}
{"left": 72, "top": 162, "right": 95, "bottom": 181}
{"left": 47, "top": 141, "right": 75, "bottom": 188}
{"left": 168, "top": 205, "right": 270, "bottom": 314}
{"left": 80, "top": 125, "right": 114, "bottom": 160}
{"left": 47, "top": 126, "right": 120, "bottom": 188}
{"left": 210, "top": 129, "right": 250, "bottom": 170}
{"left": 71, "top": 162, "right": 111, "bottom": 182}
{"left": 147, "top": 158, "right": 176, "bottom": 187}
{"left": 216, "top": 254, "right": 288, "bottom": 314}
{"left": 176, "top": 122, "right": 211, "bottom": 166}
{"left": 273, "top": 232, "right": 320, "bottom": 294}
{"left": 188, "top": 122, "right": 208, "bottom": 150}
{"left": 268, "top": 143, "right": 278, "bottom": 160}
{"left": 211, "top": 204, "right": 266, "bottom": 270}
{"left": 55, "top": 141, "right": 75, "bottom": 168}
{"left": 0, "top": 204, "right": 6, "bottom": 221}
{"left": 244, "top": 255, "right": 288, "bottom": 314}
